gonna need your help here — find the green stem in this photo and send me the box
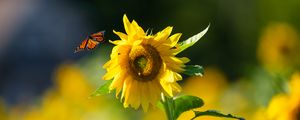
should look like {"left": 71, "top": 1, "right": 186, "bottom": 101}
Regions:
{"left": 162, "top": 94, "right": 175, "bottom": 120}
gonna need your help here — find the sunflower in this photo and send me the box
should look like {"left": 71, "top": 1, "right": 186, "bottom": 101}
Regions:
{"left": 103, "top": 15, "right": 189, "bottom": 111}
{"left": 178, "top": 67, "right": 228, "bottom": 120}
{"left": 267, "top": 72, "right": 300, "bottom": 120}
{"left": 257, "top": 23, "right": 300, "bottom": 72}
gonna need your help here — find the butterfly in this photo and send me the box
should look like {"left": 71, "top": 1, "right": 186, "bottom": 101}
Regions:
{"left": 74, "top": 31, "right": 105, "bottom": 53}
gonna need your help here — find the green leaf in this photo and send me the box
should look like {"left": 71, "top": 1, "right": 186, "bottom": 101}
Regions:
{"left": 173, "top": 95, "right": 204, "bottom": 119}
{"left": 156, "top": 101, "right": 165, "bottom": 110}
{"left": 88, "top": 80, "right": 112, "bottom": 98}
{"left": 183, "top": 65, "right": 204, "bottom": 77}
{"left": 175, "top": 24, "right": 209, "bottom": 54}
{"left": 192, "top": 110, "right": 245, "bottom": 120}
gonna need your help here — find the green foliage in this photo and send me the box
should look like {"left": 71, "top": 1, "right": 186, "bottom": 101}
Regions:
{"left": 156, "top": 101, "right": 165, "bottom": 110}
{"left": 192, "top": 110, "right": 245, "bottom": 120}
{"left": 162, "top": 95, "right": 244, "bottom": 120}
{"left": 89, "top": 80, "right": 112, "bottom": 98}
{"left": 173, "top": 95, "right": 204, "bottom": 119}
{"left": 175, "top": 24, "right": 209, "bottom": 55}
{"left": 183, "top": 65, "right": 204, "bottom": 77}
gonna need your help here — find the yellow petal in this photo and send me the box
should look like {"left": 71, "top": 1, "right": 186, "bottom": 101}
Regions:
{"left": 102, "top": 67, "right": 119, "bottom": 80}
{"left": 166, "top": 70, "right": 175, "bottom": 82}
{"left": 109, "top": 40, "right": 123, "bottom": 45}
{"left": 115, "top": 87, "right": 122, "bottom": 98}
{"left": 123, "top": 78, "right": 133, "bottom": 108}
{"left": 147, "top": 81, "right": 157, "bottom": 105}
{"left": 132, "top": 20, "right": 145, "bottom": 36}
{"left": 290, "top": 73, "right": 300, "bottom": 99}
{"left": 267, "top": 94, "right": 289, "bottom": 119}
{"left": 109, "top": 72, "right": 125, "bottom": 91}
{"left": 113, "top": 30, "right": 128, "bottom": 40}
{"left": 123, "top": 14, "right": 132, "bottom": 35}
{"left": 103, "top": 60, "right": 112, "bottom": 69}
{"left": 102, "top": 72, "right": 114, "bottom": 80}
{"left": 154, "top": 26, "right": 173, "bottom": 43}
{"left": 174, "top": 72, "right": 183, "bottom": 81}
{"left": 132, "top": 82, "right": 141, "bottom": 109}
{"left": 171, "top": 82, "right": 182, "bottom": 93}
{"left": 169, "top": 33, "right": 182, "bottom": 47}
{"left": 133, "top": 39, "right": 143, "bottom": 46}
{"left": 160, "top": 79, "right": 173, "bottom": 96}
{"left": 129, "top": 80, "right": 139, "bottom": 109}
{"left": 141, "top": 82, "right": 150, "bottom": 111}
{"left": 155, "top": 43, "right": 171, "bottom": 52}
{"left": 121, "top": 77, "right": 130, "bottom": 99}
{"left": 163, "top": 57, "right": 185, "bottom": 72}
{"left": 179, "top": 57, "right": 190, "bottom": 63}
{"left": 111, "top": 46, "right": 120, "bottom": 58}
{"left": 104, "top": 59, "right": 118, "bottom": 71}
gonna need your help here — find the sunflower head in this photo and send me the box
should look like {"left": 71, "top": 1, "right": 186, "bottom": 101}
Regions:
{"left": 257, "top": 23, "right": 300, "bottom": 72}
{"left": 267, "top": 72, "right": 300, "bottom": 120}
{"left": 103, "top": 14, "right": 189, "bottom": 111}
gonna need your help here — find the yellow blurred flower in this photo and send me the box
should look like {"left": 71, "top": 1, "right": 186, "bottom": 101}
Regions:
{"left": 143, "top": 108, "right": 167, "bottom": 120}
{"left": 20, "top": 63, "right": 123, "bottom": 120}
{"left": 252, "top": 108, "right": 268, "bottom": 120}
{"left": 267, "top": 72, "right": 300, "bottom": 120}
{"left": 24, "top": 92, "right": 79, "bottom": 120}
{"left": 0, "top": 98, "right": 7, "bottom": 120}
{"left": 257, "top": 23, "right": 300, "bottom": 72}
{"left": 103, "top": 14, "right": 189, "bottom": 111}
{"left": 183, "top": 67, "right": 228, "bottom": 108}
{"left": 54, "top": 63, "right": 93, "bottom": 103}
{"left": 178, "top": 67, "right": 228, "bottom": 120}
{"left": 221, "top": 79, "right": 253, "bottom": 119}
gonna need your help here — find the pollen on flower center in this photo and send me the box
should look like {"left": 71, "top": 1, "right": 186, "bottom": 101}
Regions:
{"left": 129, "top": 44, "right": 162, "bottom": 82}
{"left": 134, "top": 56, "right": 148, "bottom": 70}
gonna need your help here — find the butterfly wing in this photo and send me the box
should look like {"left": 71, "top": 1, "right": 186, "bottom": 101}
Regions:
{"left": 74, "top": 38, "right": 89, "bottom": 53}
{"left": 87, "top": 39, "right": 99, "bottom": 50}
{"left": 74, "top": 31, "right": 105, "bottom": 53}
{"left": 90, "top": 31, "right": 105, "bottom": 42}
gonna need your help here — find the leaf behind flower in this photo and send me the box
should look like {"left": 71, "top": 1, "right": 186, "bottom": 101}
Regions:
{"left": 175, "top": 24, "right": 209, "bottom": 54}
{"left": 89, "top": 80, "right": 112, "bottom": 98}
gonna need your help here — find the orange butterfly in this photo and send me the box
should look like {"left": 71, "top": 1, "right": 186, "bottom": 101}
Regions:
{"left": 74, "top": 31, "right": 105, "bottom": 53}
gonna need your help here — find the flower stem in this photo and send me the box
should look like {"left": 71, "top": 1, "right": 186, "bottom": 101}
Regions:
{"left": 162, "top": 94, "right": 175, "bottom": 120}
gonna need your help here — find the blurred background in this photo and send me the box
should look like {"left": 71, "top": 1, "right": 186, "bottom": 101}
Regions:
{"left": 0, "top": 0, "right": 300, "bottom": 119}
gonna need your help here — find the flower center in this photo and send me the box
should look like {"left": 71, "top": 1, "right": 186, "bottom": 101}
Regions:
{"left": 280, "top": 45, "right": 291, "bottom": 57}
{"left": 134, "top": 56, "right": 148, "bottom": 70}
{"left": 129, "top": 44, "right": 162, "bottom": 82}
